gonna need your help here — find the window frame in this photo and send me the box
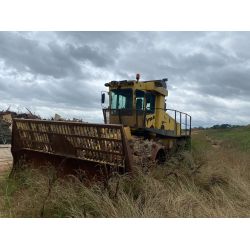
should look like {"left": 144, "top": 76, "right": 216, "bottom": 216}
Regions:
{"left": 110, "top": 88, "right": 133, "bottom": 115}
{"left": 145, "top": 92, "right": 156, "bottom": 114}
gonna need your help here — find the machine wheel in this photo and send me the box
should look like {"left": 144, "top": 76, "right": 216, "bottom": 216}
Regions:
{"left": 155, "top": 149, "right": 166, "bottom": 164}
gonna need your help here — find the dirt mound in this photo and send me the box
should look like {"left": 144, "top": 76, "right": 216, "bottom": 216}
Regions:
{"left": 0, "top": 120, "right": 11, "bottom": 144}
{"left": 0, "top": 110, "right": 41, "bottom": 145}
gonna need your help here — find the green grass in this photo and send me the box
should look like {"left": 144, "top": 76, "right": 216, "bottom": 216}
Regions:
{"left": 0, "top": 126, "right": 250, "bottom": 217}
{"left": 206, "top": 126, "right": 250, "bottom": 151}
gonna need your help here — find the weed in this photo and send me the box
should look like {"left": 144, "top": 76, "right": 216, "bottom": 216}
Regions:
{"left": 1, "top": 128, "right": 250, "bottom": 217}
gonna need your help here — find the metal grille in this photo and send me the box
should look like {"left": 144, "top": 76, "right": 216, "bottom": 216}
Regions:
{"left": 12, "top": 119, "right": 131, "bottom": 168}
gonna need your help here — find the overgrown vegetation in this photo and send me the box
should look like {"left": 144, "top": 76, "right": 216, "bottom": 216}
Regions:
{"left": 0, "top": 127, "right": 250, "bottom": 217}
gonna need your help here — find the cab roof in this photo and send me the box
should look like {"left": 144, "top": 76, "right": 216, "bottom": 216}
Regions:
{"left": 105, "top": 78, "right": 168, "bottom": 96}
{"left": 105, "top": 78, "right": 168, "bottom": 88}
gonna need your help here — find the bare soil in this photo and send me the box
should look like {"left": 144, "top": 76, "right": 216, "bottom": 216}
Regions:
{"left": 0, "top": 145, "right": 12, "bottom": 174}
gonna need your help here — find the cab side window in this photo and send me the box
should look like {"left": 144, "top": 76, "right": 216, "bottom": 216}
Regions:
{"left": 135, "top": 90, "right": 145, "bottom": 111}
{"left": 146, "top": 92, "right": 155, "bottom": 113}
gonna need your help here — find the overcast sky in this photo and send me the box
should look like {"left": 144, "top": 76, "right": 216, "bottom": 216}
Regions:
{"left": 0, "top": 31, "right": 249, "bottom": 127}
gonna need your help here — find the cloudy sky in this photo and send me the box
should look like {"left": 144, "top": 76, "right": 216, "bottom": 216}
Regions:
{"left": 0, "top": 31, "right": 249, "bottom": 127}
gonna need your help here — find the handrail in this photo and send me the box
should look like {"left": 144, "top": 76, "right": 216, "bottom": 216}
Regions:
{"left": 165, "top": 109, "right": 191, "bottom": 136}
{"left": 165, "top": 108, "right": 191, "bottom": 118}
{"left": 102, "top": 108, "right": 192, "bottom": 136}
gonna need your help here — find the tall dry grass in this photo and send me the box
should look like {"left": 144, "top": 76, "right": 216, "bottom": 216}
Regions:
{"left": 0, "top": 131, "right": 250, "bottom": 218}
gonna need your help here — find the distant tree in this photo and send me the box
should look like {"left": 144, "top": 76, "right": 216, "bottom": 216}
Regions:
{"left": 211, "top": 124, "right": 220, "bottom": 129}
{"left": 220, "top": 124, "right": 232, "bottom": 129}
{"left": 211, "top": 124, "right": 232, "bottom": 129}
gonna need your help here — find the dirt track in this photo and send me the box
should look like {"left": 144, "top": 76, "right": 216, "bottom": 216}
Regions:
{"left": 0, "top": 145, "right": 12, "bottom": 174}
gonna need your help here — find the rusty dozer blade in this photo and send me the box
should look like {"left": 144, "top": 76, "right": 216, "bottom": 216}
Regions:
{"left": 11, "top": 119, "right": 133, "bottom": 179}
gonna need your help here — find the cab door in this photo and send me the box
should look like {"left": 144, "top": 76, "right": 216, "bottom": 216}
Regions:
{"left": 145, "top": 92, "right": 156, "bottom": 128}
{"left": 135, "top": 90, "right": 146, "bottom": 128}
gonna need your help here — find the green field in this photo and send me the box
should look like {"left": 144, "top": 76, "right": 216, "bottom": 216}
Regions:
{"left": 0, "top": 126, "right": 250, "bottom": 218}
{"left": 206, "top": 126, "right": 250, "bottom": 151}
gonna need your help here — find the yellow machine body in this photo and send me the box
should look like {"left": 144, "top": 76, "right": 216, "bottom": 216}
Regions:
{"left": 102, "top": 78, "right": 190, "bottom": 145}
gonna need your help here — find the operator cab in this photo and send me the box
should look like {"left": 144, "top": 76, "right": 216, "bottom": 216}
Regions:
{"left": 108, "top": 89, "right": 156, "bottom": 114}
{"left": 102, "top": 74, "right": 168, "bottom": 130}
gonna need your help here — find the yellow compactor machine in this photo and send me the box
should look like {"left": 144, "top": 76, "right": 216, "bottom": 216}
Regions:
{"left": 11, "top": 74, "right": 191, "bottom": 177}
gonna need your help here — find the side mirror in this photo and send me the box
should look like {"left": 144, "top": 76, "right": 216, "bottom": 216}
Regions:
{"left": 101, "top": 93, "right": 105, "bottom": 104}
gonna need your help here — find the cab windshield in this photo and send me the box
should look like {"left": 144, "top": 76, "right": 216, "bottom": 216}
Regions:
{"left": 111, "top": 88, "right": 132, "bottom": 110}
{"left": 111, "top": 89, "right": 133, "bottom": 115}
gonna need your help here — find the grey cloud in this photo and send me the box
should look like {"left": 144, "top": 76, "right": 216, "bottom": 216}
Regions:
{"left": 0, "top": 76, "right": 99, "bottom": 111}
{"left": 0, "top": 32, "right": 82, "bottom": 79}
{"left": 56, "top": 31, "right": 134, "bottom": 49}
{"left": 192, "top": 65, "right": 250, "bottom": 100}
{"left": 68, "top": 44, "right": 113, "bottom": 68}
{"left": 0, "top": 32, "right": 115, "bottom": 79}
{"left": 0, "top": 31, "right": 250, "bottom": 126}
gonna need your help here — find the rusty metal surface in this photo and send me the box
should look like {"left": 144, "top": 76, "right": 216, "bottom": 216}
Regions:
{"left": 11, "top": 119, "right": 133, "bottom": 176}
